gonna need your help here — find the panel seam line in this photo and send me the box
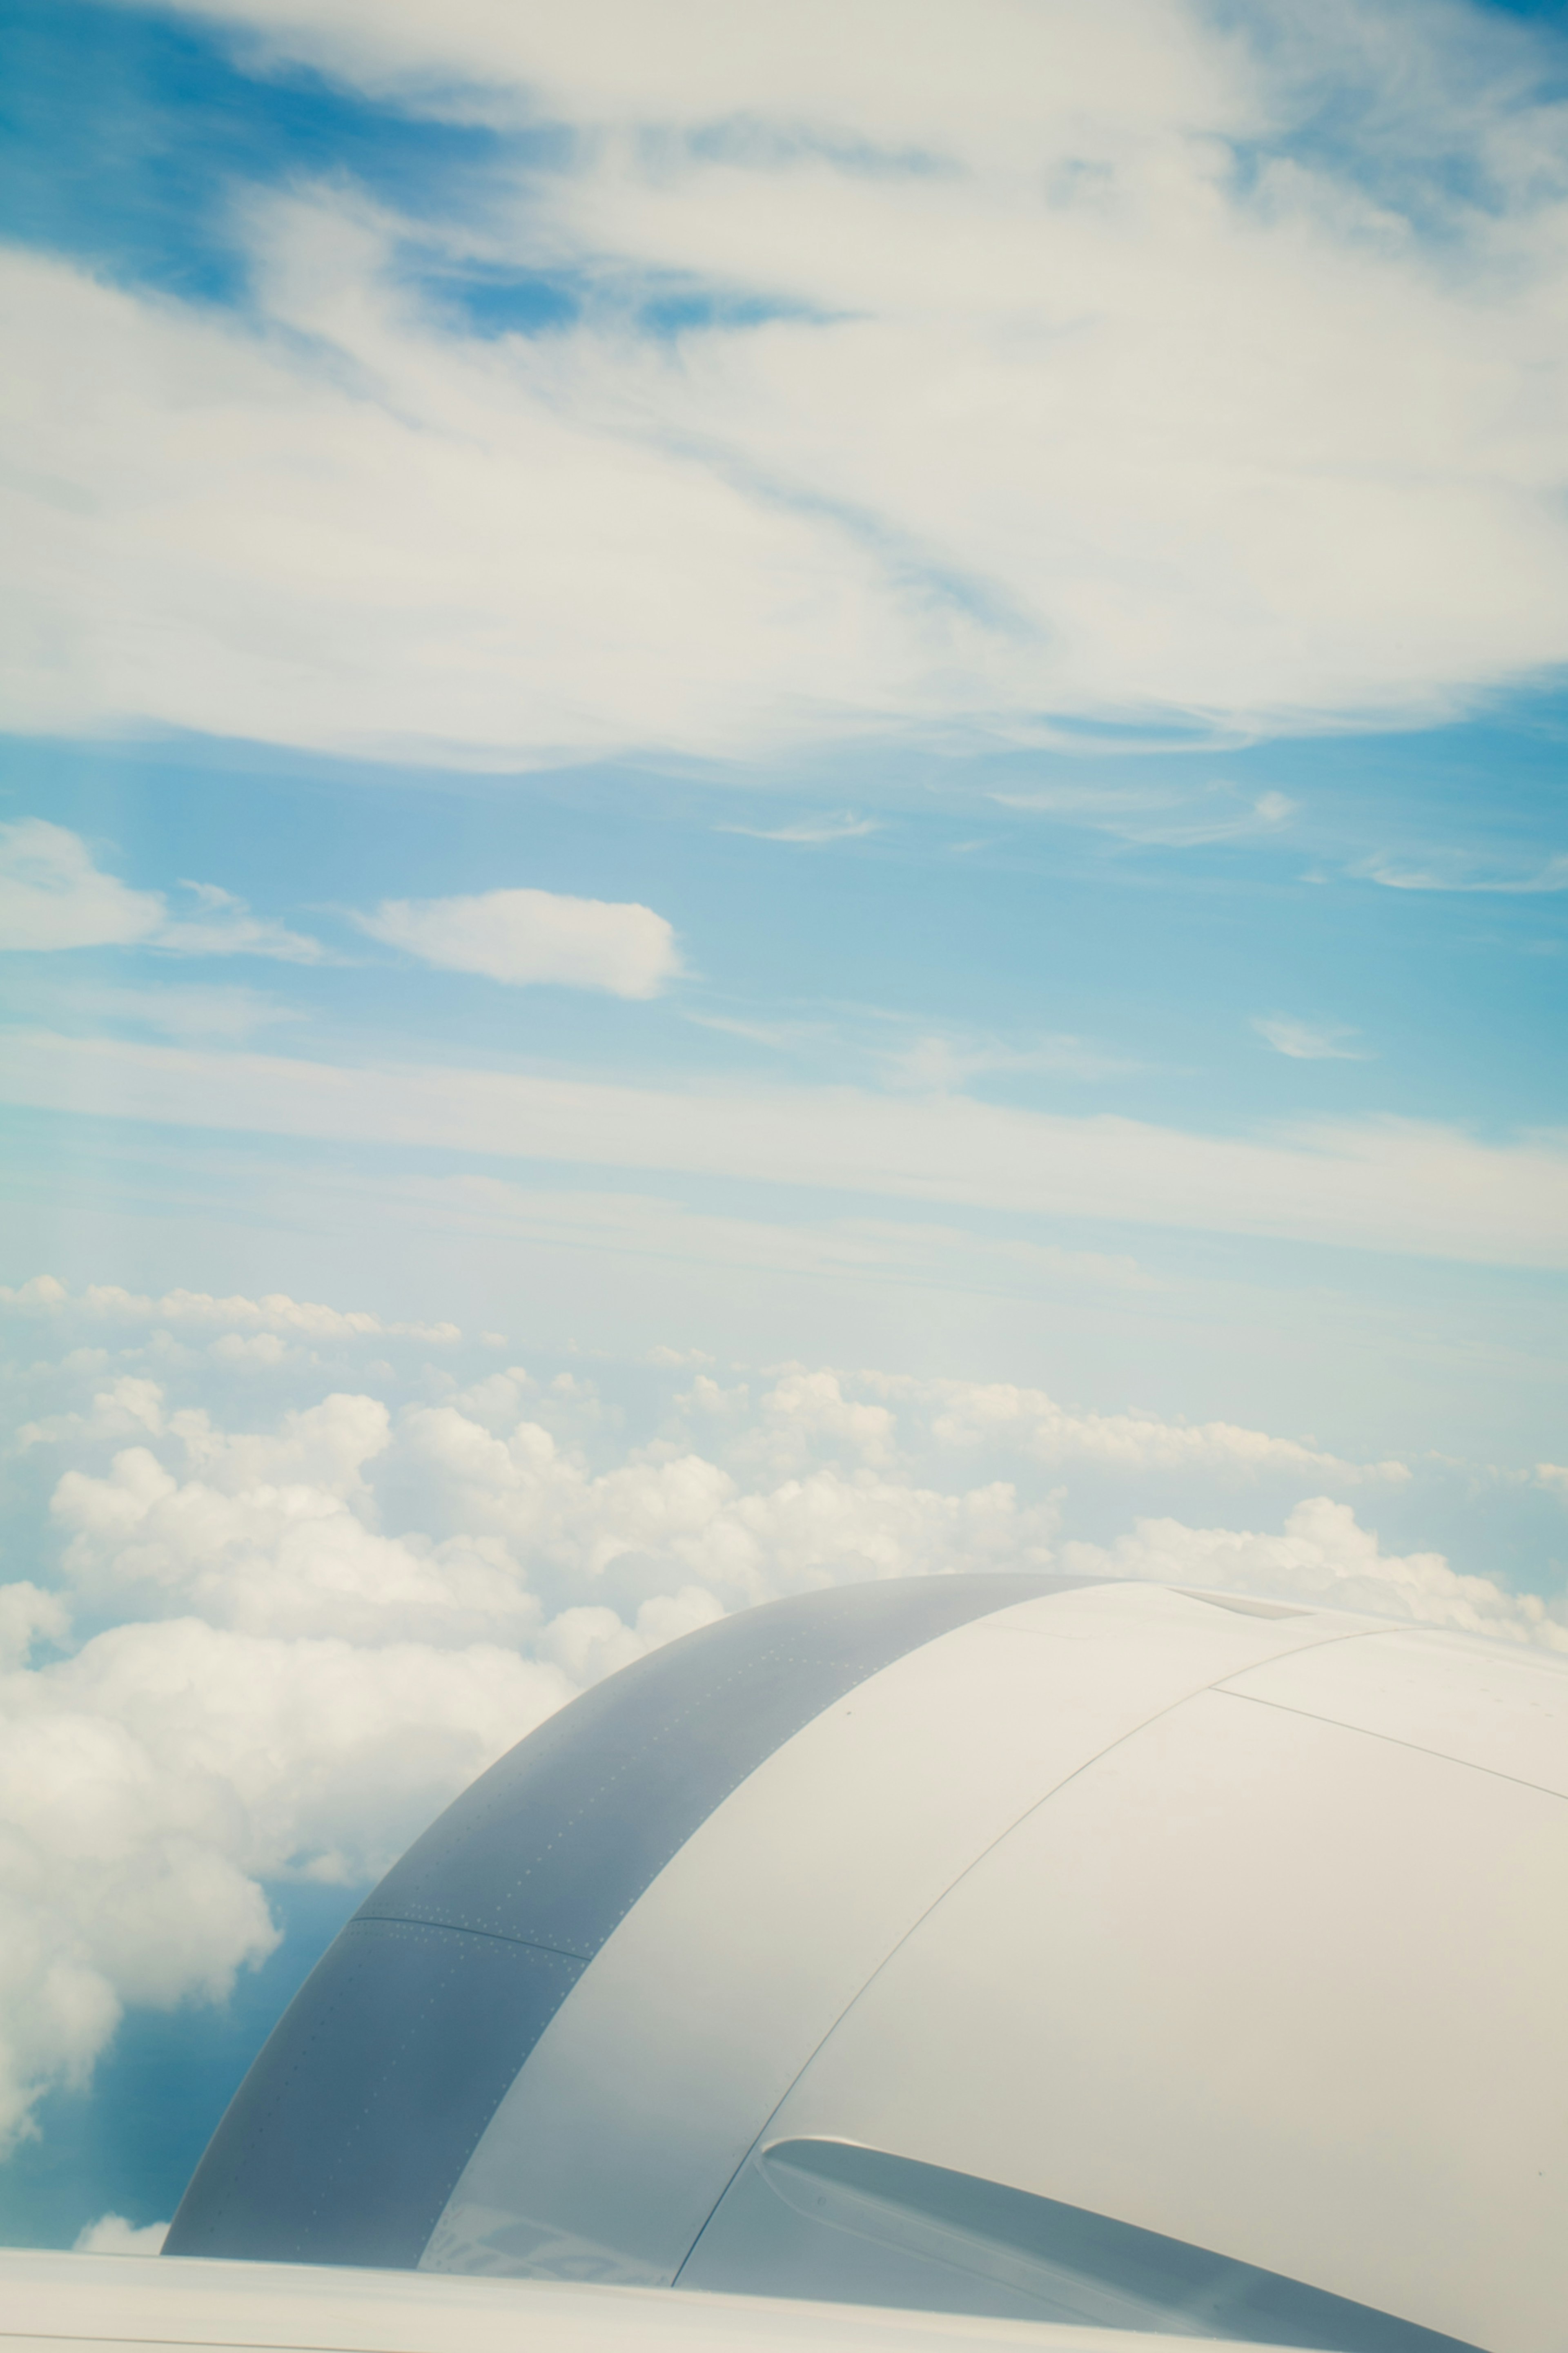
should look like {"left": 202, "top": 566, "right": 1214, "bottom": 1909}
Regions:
{"left": 672, "top": 1618, "right": 1402, "bottom": 2285}
{"left": 1211, "top": 1685, "right": 1568, "bottom": 1802}
{"left": 351, "top": 1916, "right": 590, "bottom": 1963}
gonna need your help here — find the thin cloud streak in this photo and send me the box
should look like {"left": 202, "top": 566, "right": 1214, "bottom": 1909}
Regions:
{"left": 1364, "top": 854, "right": 1568, "bottom": 894}
{"left": 2, "top": 1030, "right": 1566, "bottom": 1269}
{"left": 1253, "top": 1017, "right": 1372, "bottom": 1063}
{"left": 717, "top": 812, "right": 883, "bottom": 844}
{"left": 993, "top": 785, "right": 1294, "bottom": 847}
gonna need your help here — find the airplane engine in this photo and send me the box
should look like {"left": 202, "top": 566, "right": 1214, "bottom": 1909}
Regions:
{"left": 163, "top": 1575, "right": 1568, "bottom": 2353}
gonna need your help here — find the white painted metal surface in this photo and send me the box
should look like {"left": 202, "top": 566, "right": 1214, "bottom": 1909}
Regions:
{"left": 1220, "top": 1627, "right": 1568, "bottom": 1795}
{"left": 695, "top": 1684, "right": 1568, "bottom": 2353}
{"left": 429, "top": 1585, "right": 1371, "bottom": 2284}
{"left": 0, "top": 2249, "right": 1279, "bottom": 2353}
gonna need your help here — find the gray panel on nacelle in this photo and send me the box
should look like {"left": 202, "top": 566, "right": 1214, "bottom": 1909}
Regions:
{"left": 357, "top": 1574, "right": 1080, "bottom": 1959}
{"left": 167, "top": 1575, "right": 1078, "bottom": 2268}
{"left": 162, "top": 1921, "right": 583, "bottom": 2266}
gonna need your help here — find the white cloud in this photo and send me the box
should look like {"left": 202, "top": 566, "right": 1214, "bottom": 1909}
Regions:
{"left": 209, "top": 1331, "right": 292, "bottom": 1367}
{"left": 18, "top": 1373, "right": 172, "bottom": 1453}
{"left": 993, "top": 785, "right": 1294, "bottom": 847}
{"left": 354, "top": 887, "right": 681, "bottom": 997}
{"left": 3, "top": 1031, "right": 1567, "bottom": 1268}
{"left": 1364, "top": 852, "right": 1568, "bottom": 894}
{"left": 0, "top": 1584, "right": 71, "bottom": 1672}
{"left": 421, "top": 1174, "right": 1144, "bottom": 1305}
{"left": 0, "top": 1276, "right": 461, "bottom": 1346}
{"left": 1253, "top": 1016, "right": 1372, "bottom": 1062}
{"left": 55, "top": 984, "right": 304, "bottom": 1042}
{"left": 683, "top": 1009, "right": 1116, "bottom": 1093}
{"left": 74, "top": 2214, "right": 169, "bottom": 2255}
{"left": 719, "top": 813, "right": 882, "bottom": 845}
{"left": 905, "top": 1377, "right": 1404, "bottom": 1482}
{"left": 0, "top": 823, "right": 325, "bottom": 964}
{"left": 0, "top": 1610, "right": 573, "bottom": 2150}
{"left": 153, "top": 883, "right": 329, "bottom": 966}
{"left": 7, "top": 4, "right": 1568, "bottom": 758}
{"left": 0, "top": 821, "right": 163, "bottom": 953}
{"left": 1063, "top": 1495, "right": 1568, "bottom": 1650}
{"left": 882, "top": 1032, "right": 1134, "bottom": 1092}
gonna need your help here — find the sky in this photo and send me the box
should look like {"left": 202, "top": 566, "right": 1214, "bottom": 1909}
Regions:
{"left": 1, "top": 0, "right": 1566, "bottom": 2256}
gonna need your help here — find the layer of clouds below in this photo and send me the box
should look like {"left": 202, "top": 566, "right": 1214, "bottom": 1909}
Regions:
{"left": 0, "top": 1273, "right": 1563, "bottom": 2158}
{"left": 7, "top": 2, "right": 1568, "bottom": 757}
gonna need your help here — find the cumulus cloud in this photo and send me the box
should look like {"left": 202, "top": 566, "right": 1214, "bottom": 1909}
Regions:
{"left": 0, "top": 1610, "right": 572, "bottom": 2150}
{"left": 74, "top": 2214, "right": 169, "bottom": 2254}
{"left": 354, "top": 887, "right": 682, "bottom": 997}
{"left": 1063, "top": 1496, "right": 1567, "bottom": 1651}
{"left": 0, "top": 823, "right": 325, "bottom": 964}
{"left": 905, "top": 1377, "right": 1405, "bottom": 1482}
{"left": 7, "top": 5, "right": 1568, "bottom": 759}
{"left": 0, "top": 1275, "right": 461, "bottom": 1345}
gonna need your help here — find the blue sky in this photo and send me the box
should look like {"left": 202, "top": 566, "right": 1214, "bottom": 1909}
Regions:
{"left": 1, "top": 0, "right": 1567, "bottom": 2254}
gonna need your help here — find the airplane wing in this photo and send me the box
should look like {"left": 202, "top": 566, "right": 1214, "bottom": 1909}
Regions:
{"left": 0, "top": 2251, "right": 1274, "bottom": 2353}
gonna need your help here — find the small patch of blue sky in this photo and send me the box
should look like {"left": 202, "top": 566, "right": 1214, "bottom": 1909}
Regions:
{"left": 412, "top": 256, "right": 831, "bottom": 344}
{"left": 0, "top": 0, "right": 525, "bottom": 307}
{"left": 410, "top": 260, "right": 583, "bottom": 340}
{"left": 1477, "top": 0, "right": 1568, "bottom": 22}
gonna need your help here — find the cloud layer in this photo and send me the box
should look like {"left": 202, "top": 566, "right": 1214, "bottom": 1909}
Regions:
{"left": 2, "top": 1270, "right": 1562, "bottom": 2160}
{"left": 7, "top": 1, "right": 1568, "bottom": 759}
{"left": 3, "top": 1029, "right": 1565, "bottom": 1268}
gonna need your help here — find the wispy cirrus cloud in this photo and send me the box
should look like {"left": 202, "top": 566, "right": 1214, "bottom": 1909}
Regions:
{"left": 154, "top": 882, "right": 330, "bottom": 964}
{"left": 0, "top": 821, "right": 328, "bottom": 965}
{"left": 993, "top": 785, "right": 1294, "bottom": 847}
{"left": 1363, "top": 852, "right": 1568, "bottom": 894}
{"left": 717, "top": 812, "right": 882, "bottom": 845}
{"left": 1253, "top": 1016, "right": 1372, "bottom": 1062}
{"left": 52, "top": 984, "right": 305, "bottom": 1042}
{"left": 882, "top": 1031, "right": 1139, "bottom": 1091}
{"left": 2, "top": 1030, "right": 1566, "bottom": 1269}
